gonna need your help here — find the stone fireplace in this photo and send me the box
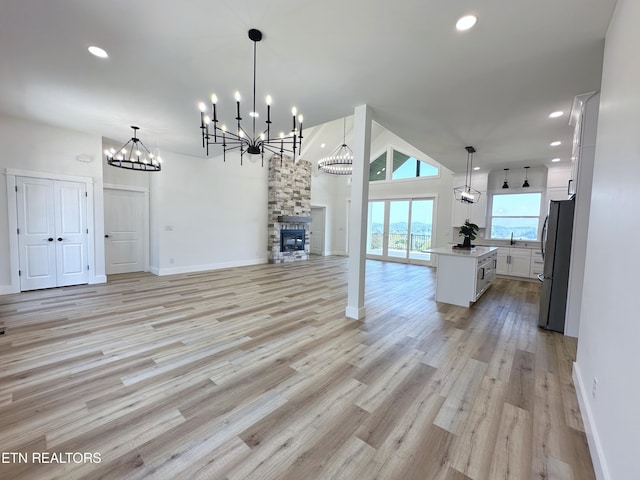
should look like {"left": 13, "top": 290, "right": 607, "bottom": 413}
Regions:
{"left": 267, "top": 155, "right": 312, "bottom": 263}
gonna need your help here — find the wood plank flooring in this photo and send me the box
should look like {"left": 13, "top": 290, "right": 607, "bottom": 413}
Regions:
{"left": 0, "top": 256, "right": 594, "bottom": 479}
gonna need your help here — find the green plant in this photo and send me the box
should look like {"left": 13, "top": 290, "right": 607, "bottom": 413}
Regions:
{"left": 459, "top": 220, "right": 479, "bottom": 240}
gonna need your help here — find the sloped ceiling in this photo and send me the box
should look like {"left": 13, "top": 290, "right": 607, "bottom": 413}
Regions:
{"left": 0, "top": 0, "right": 616, "bottom": 173}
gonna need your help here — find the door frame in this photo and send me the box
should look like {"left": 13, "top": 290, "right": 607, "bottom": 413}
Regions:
{"left": 310, "top": 206, "right": 326, "bottom": 256}
{"left": 366, "top": 194, "right": 439, "bottom": 266}
{"left": 103, "top": 183, "right": 150, "bottom": 274}
{"left": 5, "top": 168, "right": 99, "bottom": 294}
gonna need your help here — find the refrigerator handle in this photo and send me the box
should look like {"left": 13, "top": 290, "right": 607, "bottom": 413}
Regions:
{"left": 541, "top": 215, "right": 548, "bottom": 260}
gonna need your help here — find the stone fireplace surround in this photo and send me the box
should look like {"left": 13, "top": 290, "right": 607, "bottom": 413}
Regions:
{"left": 267, "top": 155, "right": 312, "bottom": 263}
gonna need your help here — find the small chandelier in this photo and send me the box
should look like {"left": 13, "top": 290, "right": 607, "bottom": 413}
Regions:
{"left": 502, "top": 168, "right": 510, "bottom": 188}
{"left": 454, "top": 146, "right": 481, "bottom": 204}
{"left": 198, "top": 29, "right": 303, "bottom": 166}
{"left": 522, "top": 166, "right": 530, "bottom": 187}
{"left": 105, "top": 126, "right": 161, "bottom": 172}
{"left": 318, "top": 118, "right": 353, "bottom": 175}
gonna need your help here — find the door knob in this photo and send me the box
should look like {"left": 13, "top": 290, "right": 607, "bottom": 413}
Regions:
{"left": 104, "top": 234, "right": 110, "bottom": 238}
{"left": 57, "top": 237, "right": 63, "bottom": 241}
{"left": 47, "top": 237, "right": 54, "bottom": 242}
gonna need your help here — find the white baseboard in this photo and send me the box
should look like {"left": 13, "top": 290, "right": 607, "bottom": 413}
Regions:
{"left": 573, "top": 362, "right": 610, "bottom": 480}
{"left": 155, "top": 258, "right": 268, "bottom": 276}
{"left": 90, "top": 275, "right": 107, "bottom": 285}
{"left": 0, "top": 285, "right": 19, "bottom": 295}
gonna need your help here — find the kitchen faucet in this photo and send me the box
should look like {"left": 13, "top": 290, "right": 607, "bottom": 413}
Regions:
{"left": 510, "top": 232, "right": 515, "bottom": 245}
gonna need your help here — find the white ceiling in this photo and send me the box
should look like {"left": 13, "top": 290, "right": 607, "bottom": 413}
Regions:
{"left": 0, "top": 0, "right": 616, "bottom": 174}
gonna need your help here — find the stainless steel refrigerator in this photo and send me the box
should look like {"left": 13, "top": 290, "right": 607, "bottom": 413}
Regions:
{"left": 538, "top": 198, "right": 575, "bottom": 333}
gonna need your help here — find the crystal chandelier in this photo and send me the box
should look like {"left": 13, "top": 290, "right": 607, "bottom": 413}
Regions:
{"left": 105, "top": 126, "right": 161, "bottom": 172}
{"left": 198, "top": 29, "right": 303, "bottom": 165}
{"left": 318, "top": 117, "right": 353, "bottom": 175}
{"left": 453, "top": 146, "right": 481, "bottom": 204}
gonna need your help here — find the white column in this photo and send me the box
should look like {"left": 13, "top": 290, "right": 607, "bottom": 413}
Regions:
{"left": 345, "top": 105, "right": 372, "bottom": 319}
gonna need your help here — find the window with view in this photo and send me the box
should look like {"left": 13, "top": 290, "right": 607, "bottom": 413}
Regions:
{"left": 490, "top": 192, "right": 542, "bottom": 240}
{"left": 392, "top": 150, "right": 438, "bottom": 180}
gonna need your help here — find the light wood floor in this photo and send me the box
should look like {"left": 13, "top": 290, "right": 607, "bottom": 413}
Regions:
{"left": 0, "top": 257, "right": 594, "bottom": 480}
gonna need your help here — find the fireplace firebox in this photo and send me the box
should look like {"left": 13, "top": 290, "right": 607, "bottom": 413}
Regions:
{"left": 280, "top": 229, "right": 305, "bottom": 252}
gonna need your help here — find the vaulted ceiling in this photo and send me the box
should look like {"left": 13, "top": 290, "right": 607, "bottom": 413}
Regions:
{"left": 0, "top": 0, "right": 616, "bottom": 174}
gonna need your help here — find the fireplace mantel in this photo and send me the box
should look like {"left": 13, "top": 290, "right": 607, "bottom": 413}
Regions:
{"left": 277, "top": 215, "right": 312, "bottom": 223}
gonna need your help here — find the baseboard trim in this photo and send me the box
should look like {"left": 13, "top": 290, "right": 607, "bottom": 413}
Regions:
{"left": 345, "top": 305, "right": 366, "bottom": 320}
{"left": 573, "top": 362, "right": 610, "bottom": 480}
{"left": 155, "top": 258, "right": 268, "bottom": 276}
{"left": 0, "top": 285, "right": 19, "bottom": 295}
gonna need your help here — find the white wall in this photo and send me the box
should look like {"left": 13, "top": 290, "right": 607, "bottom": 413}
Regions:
{"left": 0, "top": 115, "right": 105, "bottom": 292}
{"left": 149, "top": 150, "right": 268, "bottom": 275}
{"left": 311, "top": 170, "right": 348, "bottom": 255}
{"left": 574, "top": 1, "right": 640, "bottom": 479}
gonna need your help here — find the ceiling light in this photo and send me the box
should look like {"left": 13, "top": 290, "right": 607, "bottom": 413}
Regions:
{"left": 453, "top": 146, "right": 481, "bottom": 204}
{"left": 473, "top": 166, "right": 480, "bottom": 171}
{"left": 105, "top": 126, "right": 161, "bottom": 172}
{"left": 549, "top": 111, "right": 563, "bottom": 118}
{"left": 456, "top": 15, "right": 478, "bottom": 31}
{"left": 551, "top": 158, "right": 561, "bottom": 162}
{"left": 88, "top": 46, "right": 108, "bottom": 58}
{"left": 320, "top": 143, "right": 325, "bottom": 148}
{"left": 522, "top": 166, "right": 530, "bottom": 188}
{"left": 318, "top": 118, "right": 353, "bottom": 175}
{"left": 550, "top": 141, "right": 562, "bottom": 146}
{"left": 197, "top": 29, "right": 302, "bottom": 165}
{"left": 502, "top": 168, "right": 510, "bottom": 189}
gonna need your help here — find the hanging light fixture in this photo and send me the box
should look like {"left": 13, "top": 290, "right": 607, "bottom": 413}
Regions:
{"left": 197, "top": 29, "right": 303, "bottom": 166}
{"left": 454, "top": 146, "right": 481, "bottom": 204}
{"left": 105, "top": 126, "right": 161, "bottom": 172}
{"left": 522, "top": 166, "right": 530, "bottom": 187}
{"left": 318, "top": 118, "right": 353, "bottom": 175}
{"left": 502, "top": 168, "right": 510, "bottom": 188}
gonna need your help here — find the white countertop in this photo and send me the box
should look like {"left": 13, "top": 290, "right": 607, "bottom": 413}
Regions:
{"left": 426, "top": 246, "right": 498, "bottom": 258}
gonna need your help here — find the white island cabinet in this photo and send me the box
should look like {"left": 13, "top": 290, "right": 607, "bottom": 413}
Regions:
{"left": 427, "top": 246, "right": 498, "bottom": 307}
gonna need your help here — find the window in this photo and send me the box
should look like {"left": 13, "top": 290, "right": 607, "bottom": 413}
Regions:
{"left": 392, "top": 150, "right": 438, "bottom": 180}
{"left": 490, "top": 192, "right": 542, "bottom": 240}
{"left": 369, "top": 152, "right": 387, "bottom": 181}
{"left": 369, "top": 148, "right": 439, "bottom": 181}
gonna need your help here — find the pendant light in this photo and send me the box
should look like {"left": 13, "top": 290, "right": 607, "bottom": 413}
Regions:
{"left": 318, "top": 117, "right": 353, "bottom": 175}
{"left": 453, "top": 146, "right": 481, "bottom": 204}
{"left": 502, "top": 168, "right": 510, "bottom": 189}
{"left": 105, "top": 126, "right": 162, "bottom": 172}
{"left": 522, "top": 166, "right": 530, "bottom": 187}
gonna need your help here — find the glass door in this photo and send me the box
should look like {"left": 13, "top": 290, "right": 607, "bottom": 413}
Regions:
{"left": 408, "top": 199, "right": 434, "bottom": 263}
{"left": 387, "top": 200, "right": 410, "bottom": 259}
{"left": 366, "top": 198, "right": 435, "bottom": 264}
{"left": 366, "top": 201, "right": 385, "bottom": 256}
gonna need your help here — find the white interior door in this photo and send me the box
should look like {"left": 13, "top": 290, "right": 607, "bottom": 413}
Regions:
{"left": 17, "top": 177, "right": 57, "bottom": 290}
{"left": 104, "top": 189, "right": 145, "bottom": 274}
{"left": 17, "top": 177, "right": 88, "bottom": 290}
{"left": 310, "top": 207, "right": 325, "bottom": 255}
{"left": 54, "top": 181, "right": 88, "bottom": 287}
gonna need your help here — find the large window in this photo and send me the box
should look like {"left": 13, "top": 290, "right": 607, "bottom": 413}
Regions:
{"left": 392, "top": 151, "right": 438, "bottom": 180}
{"left": 369, "top": 148, "right": 438, "bottom": 181}
{"left": 490, "top": 192, "right": 542, "bottom": 240}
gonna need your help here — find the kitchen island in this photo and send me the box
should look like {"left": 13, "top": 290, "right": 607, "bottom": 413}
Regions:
{"left": 426, "top": 246, "right": 498, "bottom": 307}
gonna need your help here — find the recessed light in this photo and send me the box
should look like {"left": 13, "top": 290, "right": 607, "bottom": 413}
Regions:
{"left": 550, "top": 141, "right": 561, "bottom": 147}
{"left": 549, "top": 111, "right": 563, "bottom": 118}
{"left": 551, "top": 158, "right": 561, "bottom": 162}
{"left": 88, "top": 45, "right": 108, "bottom": 58}
{"left": 473, "top": 166, "right": 480, "bottom": 171}
{"left": 320, "top": 143, "right": 325, "bottom": 149}
{"left": 456, "top": 15, "right": 478, "bottom": 31}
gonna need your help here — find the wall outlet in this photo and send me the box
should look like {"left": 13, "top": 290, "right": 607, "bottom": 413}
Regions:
{"left": 592, "top": 377, "right": 598, "bottom": 399}
{"left": 169, "top": 258, "right": 175, "bottom": 264}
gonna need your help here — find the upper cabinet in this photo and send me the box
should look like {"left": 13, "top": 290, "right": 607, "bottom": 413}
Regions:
{"left": 451, "top": 172, "right": 488, "bottom": 228}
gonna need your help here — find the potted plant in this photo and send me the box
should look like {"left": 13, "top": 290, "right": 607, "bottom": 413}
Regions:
{"left": 458, "top": 220, "right": 479, "bottom": 248}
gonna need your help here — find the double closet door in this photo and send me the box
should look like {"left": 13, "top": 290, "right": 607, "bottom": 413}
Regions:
{"left": 16, "top": 177, "right": 89, "bottom": 291}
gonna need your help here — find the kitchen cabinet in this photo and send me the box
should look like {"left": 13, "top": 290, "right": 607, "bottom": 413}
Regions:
{"left": 451, "top": 173, "right": 488, "bottom": 228}
{"left": 529, "top": 249, "right": 544, "bottom": 279}
{"left": 426, "top": 246, "right": 498, "bottom": 307}
{"left": 496, "top": 247, "right": 531, "bottom": 278}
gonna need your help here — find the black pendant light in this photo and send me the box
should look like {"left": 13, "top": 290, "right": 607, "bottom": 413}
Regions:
{"left": 453, "top": 146, "right": 481, "bottom": 204}
{"left": 522, "top": 166, "right": 530, "bottom": 187}
{"left": 502, "top": 168, "right": 509, "bottom": 189}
